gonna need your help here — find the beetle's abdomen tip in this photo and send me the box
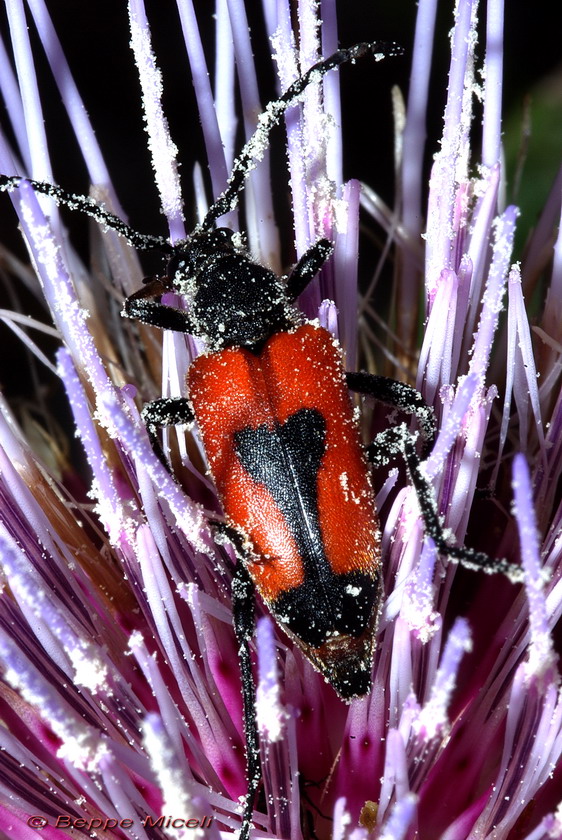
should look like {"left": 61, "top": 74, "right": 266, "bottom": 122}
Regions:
{"left": 314, "top": 633, "right": 376, "bottom": 700}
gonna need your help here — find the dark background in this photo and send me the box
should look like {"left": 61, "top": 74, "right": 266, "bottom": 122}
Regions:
{"left": 1, "top": 0, "right": 560, "bottom": 242}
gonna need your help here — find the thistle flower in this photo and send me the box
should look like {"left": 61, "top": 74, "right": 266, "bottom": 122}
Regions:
{"left": 0, "top": 1, "right": 561, "bottom": 839}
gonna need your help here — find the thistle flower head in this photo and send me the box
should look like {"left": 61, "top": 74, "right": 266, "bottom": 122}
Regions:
{"left": 0, "top": 1, "right": 561, "bottom": 839}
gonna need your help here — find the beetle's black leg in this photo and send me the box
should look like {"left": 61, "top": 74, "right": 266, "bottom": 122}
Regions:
{"left": 232, "top": 561, "right": 261, "bottom": 840}
{"left": 347, "top": 372, "right": 436, "bottom": 458}
{"left": 141, "top": 398, "right": 194, "bottom": 468}
{"left": 207, "top": 520, "right": 262, "bottom": 837}
{"left": 209, "top": 519, "right": 248, "bottom": 559}
{"left": 127, "top": 276, "right": 194, "bottom": 465}
{"left": 364, "top": 425, "right": 413, "bottom": 469}
{"left": 124, "top": 292, "right": 195, "bottom": 334}
{"left": 285, "top": 239, "right": 334, "bottom": 301}
{"left": 367, "top": 424, "right": 523, "bottom": 582}
{"left": 124, "top": 298, "right": 195, "bottom": 333}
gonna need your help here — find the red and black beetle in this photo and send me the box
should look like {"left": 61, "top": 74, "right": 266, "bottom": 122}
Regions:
{"left": 135, "top": 232, "right": 385, "bottom": 700}
{"left": 0, "top": 39, "right": 516, "bottom": 840}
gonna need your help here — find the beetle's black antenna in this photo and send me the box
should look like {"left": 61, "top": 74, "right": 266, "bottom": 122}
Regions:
{"left": 1, "top": 41, "right": 401, "bottom": 249}
{"left": 200, "top": 40, "right": 402, "bottom": 231}
{"left": 0, "top": 174, "right": 174, "bottom": 254}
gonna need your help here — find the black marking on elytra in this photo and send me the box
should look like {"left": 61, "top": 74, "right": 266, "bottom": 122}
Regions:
{"left": 234, "top": 407, "right": 327, "bottom": 576}
{"left": 234, "top": 407, "right": 379, "bottom": 649}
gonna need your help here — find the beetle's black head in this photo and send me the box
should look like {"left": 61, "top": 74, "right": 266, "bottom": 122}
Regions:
{"left": 168, "top": 228, "right": 298, "bottom": 351}
{"left": 167, "top": 227, "right": 239, "bottom": 278}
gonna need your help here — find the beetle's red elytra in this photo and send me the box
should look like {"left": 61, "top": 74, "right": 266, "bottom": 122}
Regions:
{"left": 189, "top": 322, "right": 382, "bottom": 698}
